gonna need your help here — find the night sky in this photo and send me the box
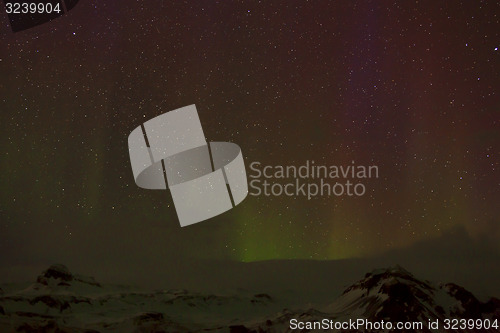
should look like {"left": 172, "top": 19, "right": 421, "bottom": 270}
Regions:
{"left": 0, "top": 1, "right": 498, "bottom": 282}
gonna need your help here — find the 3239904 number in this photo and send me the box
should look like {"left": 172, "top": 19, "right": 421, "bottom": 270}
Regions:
{"left": 5, "top": 2, "right": 61, "bottom": 14}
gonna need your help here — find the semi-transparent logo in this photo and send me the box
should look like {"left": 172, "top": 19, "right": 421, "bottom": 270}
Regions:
{"left": 128, "top": 105, "right": 248, "bottom": 227}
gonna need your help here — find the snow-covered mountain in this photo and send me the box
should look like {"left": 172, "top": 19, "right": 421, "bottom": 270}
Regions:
{"left": 327, "top": 265, "right": 500, "bottom": 331}
{"left": 329, "top": 265, "right": 499, "bottom": 321}
{"left": 237, "top": 265, "right": 500, "bottom": 332}
{"left": 0, "top": 264, "right": 498, "bottom": 332}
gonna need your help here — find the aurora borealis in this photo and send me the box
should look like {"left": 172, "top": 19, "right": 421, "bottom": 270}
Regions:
{"left": 0, "top": 0, "right": 498, "bottom": 280}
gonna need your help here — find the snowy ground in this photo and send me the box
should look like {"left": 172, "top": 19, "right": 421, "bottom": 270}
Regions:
{"left": 0, "top": 264, "right": 498, "bottom": 332}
